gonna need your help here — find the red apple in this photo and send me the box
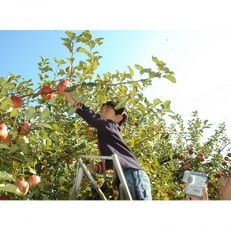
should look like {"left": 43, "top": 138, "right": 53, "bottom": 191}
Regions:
{"left": 0, "top": 123, "right": 8, "bottom": 139}
{"left": 207, "top": 182, "right": 213, "bottom": 189}
{"left": 0, "top": 195, "right": 9, "bottom": 200}
{"left": 15, "top": 178, "right": 29, "bottom": 195}
{"left": 214, "top": 173, "right": 222, "bottom": 178}
{"left": 57, "top": 79, "right": 71, "bottom": 95}
{"left": 66, "top": 157, "right": 73, "bottom": 164}
{"left": 11, "top": 95, "right": 23, "bottom": 108}
{"left": 28, "top": 175, "right": 41, "bottom": 186}
{"left": 65, "top": 157, "right": 77, "bottom": 164}
{"left": 227, "top": 153, "right": 231, "bottom": 157}
{"left": 86, "top": 126, "right": 96, "bottom": 140}
{"left": 18, "top": 121, "right": 31, "bottom": 135}
{"left": 0, "top": 134, "right": 11, "bottom": 145}
{"left": 183, "top": 164, "right": 190, "bottom": 170}
{"left": 224, "top": 156, "right": 229, "bottom": 161}
{"left": 40, "top": 86, "right": 54, "bottom": 101}
{"left": 195, "top": 154, "right": 205, "bottom": 162}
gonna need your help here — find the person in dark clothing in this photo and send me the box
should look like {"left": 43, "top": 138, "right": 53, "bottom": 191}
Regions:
{"left": 60, "top": 89, "right": 152, "bottom": 200}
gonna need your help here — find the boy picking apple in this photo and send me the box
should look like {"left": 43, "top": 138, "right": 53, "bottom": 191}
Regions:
{"left": 58, "top": 82, "right": 152, "bottom": 200}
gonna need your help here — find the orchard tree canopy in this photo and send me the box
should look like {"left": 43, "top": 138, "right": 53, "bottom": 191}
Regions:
{"left": 0, "top": 30, "right": 230, "bottom": 200}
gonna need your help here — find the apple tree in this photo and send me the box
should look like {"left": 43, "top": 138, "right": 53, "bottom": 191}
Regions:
{"left": 0, "top": 30, "right": 230, "bottom": 200}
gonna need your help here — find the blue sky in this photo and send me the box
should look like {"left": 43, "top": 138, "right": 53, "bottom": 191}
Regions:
{"left": 1, "top": 30, "right": 231, "bottom": 139}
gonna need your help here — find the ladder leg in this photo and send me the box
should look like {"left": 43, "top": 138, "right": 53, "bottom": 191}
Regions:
{"left": 79, "top": 158, "right": 107, "bottom": 200}
{"left": 112, "top": 154, "right": 132, "bottom": 200}
{"left": 70, "top": 154, "right": 132, "bottom": 200}
{"left": 70, "top": 164, "right": 84, "bottom": 199}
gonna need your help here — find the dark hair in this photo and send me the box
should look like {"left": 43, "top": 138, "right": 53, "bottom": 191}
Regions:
{"left": 101, "top": 101, "right": 128, "bottom": 126}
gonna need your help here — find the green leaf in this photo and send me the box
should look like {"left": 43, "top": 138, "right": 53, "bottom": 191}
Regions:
{"left": 37, "top": 123, "right": 54, "bottom": 130}
{"left": 71, "top": 91, "right": 81, "bottom": 102}
{"left": 0, "top": 143, "right": 10, "bottom": 149}
{"left": 54, "top": 58, "right": 66, "bottom": 65}
{"left": 127, "top": 65, "right": 134, "bottom": 77}
{"left": 64, "top": 84, "right": 78, "bottom": 92}
{"left": 76, "top": 47, "right": 90, "bottom": 57}
{"left": 53, "top": 123, "right": 60, "bottom": 131}
{"left": 153, "top": 98, "right": 162, "bottom": 107}
{"left": 16, "top": 136, "right": 29, "bottom": 145}
{"left": 25, "top": 107, "right": 36, "bottom": 120}
{"left": 164, "top": 74, "right": 176, "bottom": 83}
{"left": 152, "top": 56, "right": 165, "bottom": 68}
{"left": 13, "top": 153, "right": 26, "bottom": 162}
{"left": 28, "top": 167, "right": 37, "bottom": 175}
{"left": 0, "top": 171, "right": 14, "bottom": 181}
{"left": 0, "top": 183, "right": 22, "bottom": 195}
{"left": 115, "top": 95, "right": 130, "bottom": 110}
{"left": 134, "top": 64, "right": 143, "bottom": 72}
{"left": 65, "top": 30, "right": 76, "bottom": 40}
{"left": 1, "top": 97, "right": 12, "bottom": 110}
{"left": 68, "top": 107, "right": 77, "bottom": 115}
{"left": 163, "top": 100, "right": 172, "bottom": 112}
{"left": 10, "top": 108, "right": 21, "bottom": 118}
{"left": 9, "top": 144, "right": 20, "bottom": 153}
{"left": 40, "top": 108, "right": 50, "bottom": 120}
{"left": 140, "top": 68, "right": 152, "bottom": 75}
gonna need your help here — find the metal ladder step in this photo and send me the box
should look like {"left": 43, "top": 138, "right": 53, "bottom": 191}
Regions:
{"left": 70, "top": 154, "right": 132, "bottom": 200}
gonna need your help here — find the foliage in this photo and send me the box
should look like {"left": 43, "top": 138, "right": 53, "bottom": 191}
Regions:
{"left": 0, "top": 30, "right": 230, "bottom": 200}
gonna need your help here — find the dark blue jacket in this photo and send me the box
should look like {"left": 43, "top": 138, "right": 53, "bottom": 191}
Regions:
{"left": 76, "top": 104, "right": 142, "bottom": 171}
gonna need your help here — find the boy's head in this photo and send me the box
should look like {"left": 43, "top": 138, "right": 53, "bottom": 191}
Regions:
{"left": 100, "top": 101, "right": 128, "bottom": 126}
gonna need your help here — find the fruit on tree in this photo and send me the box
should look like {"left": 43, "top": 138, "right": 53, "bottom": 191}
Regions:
{"left": 82, "top": 176, "right": 90, "bottom": 186}
{"left": 15, "top": 178, "right": 29, "bottom": 195}
{"left": 0, "top": 195, "right": 9, "bottom": 200}
{"left": 0, "top": 123, "right": 8, "bottom": 139}
{"left": 207, "top": 182, "right": 214, "bottom": 189}
{"left": 183, "top": 164, "right": 190, "bottom": 170}
{"left": 188, "top": 149, "right": 193, "bottom": 155}
{"left": 224, "top": 156, "right": 229, "bottom": 161}
{"left": 11, "top": 95, "right": 23, "bottom": 108}
{"left": 214, "top": 173, "right": 222, "bottom": 178}
{"left": 65, "top": 157, "right": 76, "bottom": 164}
{"left": 17, "top": 121, "right": 31, "bottom": 135}
{"left": 57, "top": 79, "right": 71, "bottom": 95}
{"left": 0, "top": 134, "right": 11, "bottom": 145}
{"left": 28, "top": 175, "right": 41, "bottom": 186}
{"left": 86, "top": 126, "right": 96, "bottom": 140}
{"left": 175, "top": 153, "right": 183, "bottom": 159}
{"left": 227, "top": 153, "right": 231, "bottom": 157}
{"left": 40, "top": 86, "right": 54, "bottom": 100}
{"left": 195, "top": 154, "right": 205, "bottom": 162}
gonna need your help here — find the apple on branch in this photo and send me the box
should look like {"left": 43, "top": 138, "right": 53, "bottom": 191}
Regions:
{"left": 11, "top": 95, "right": 23, "bottom": 108}
{"left": 28, "top": 175, "right": 41, "bottom": 186}
{"left": 0, "top": 195, "right": 9, "bottom": 200}
{"left": 17, "top": 121, "right": 32, "bottom": 136}
{"left": 40, "top": 86, "right": 54, "bottom": 101}
{"left": 57, "top": 79, "right": 71, "bottom": 95}
{"left": 0, "top": 123, "right": 8, "bottom": 139}
{"left": 15, "top": 178, "right": 29, "bottom": 195}
{"left": 0, "top": 134, "right": 11, "bottom": 145}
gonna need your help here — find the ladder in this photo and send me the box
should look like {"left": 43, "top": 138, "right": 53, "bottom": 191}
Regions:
{"left": 70, "top": 154, "right": 132, "bottom": 200}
